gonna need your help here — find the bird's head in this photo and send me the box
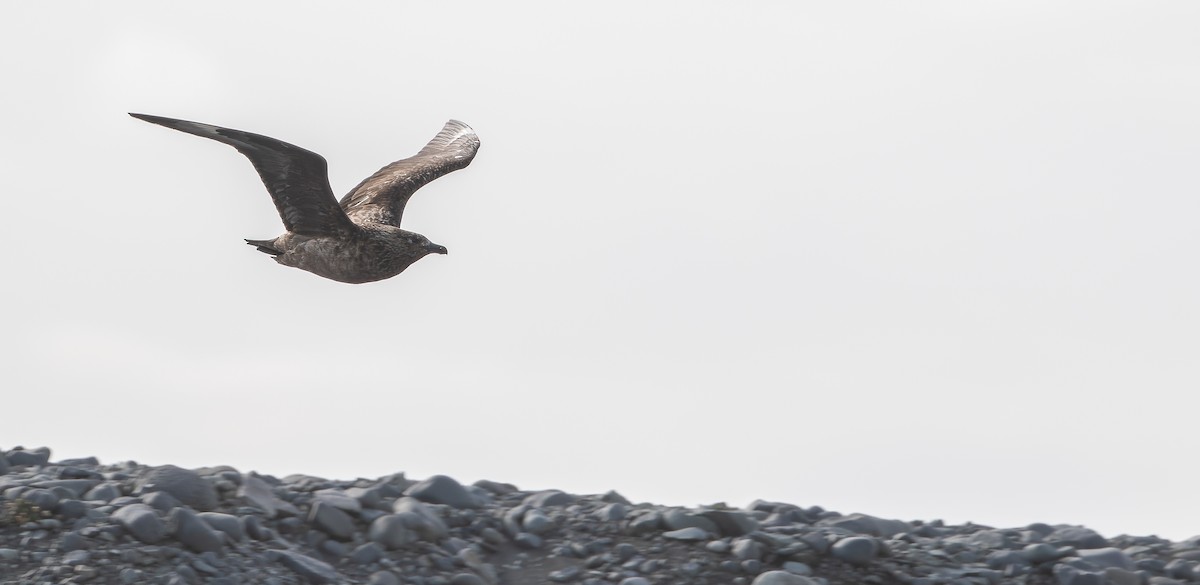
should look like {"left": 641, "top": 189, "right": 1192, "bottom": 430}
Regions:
{"left": 404, "top": 232, "right": 448, "bottom": 256}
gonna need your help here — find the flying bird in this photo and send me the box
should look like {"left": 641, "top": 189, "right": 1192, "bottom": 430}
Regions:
{"left": 130, "top": 113, "right": 480, "bottom": 284}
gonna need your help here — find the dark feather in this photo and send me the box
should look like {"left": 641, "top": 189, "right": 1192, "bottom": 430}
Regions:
{"left": 130, "top": 113, "right": 358, "bottom": 237}
{"left": 338, "top": 120, "right": 480, "bottom": 227}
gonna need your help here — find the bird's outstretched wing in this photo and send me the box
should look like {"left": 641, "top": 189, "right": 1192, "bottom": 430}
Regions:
{"left": 338, "top": 120, "right": 480, "bottom": 227}
{"left": 130, "top": 113, "right": 358, "bottom": 237}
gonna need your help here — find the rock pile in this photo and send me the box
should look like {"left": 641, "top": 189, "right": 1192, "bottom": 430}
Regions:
{"left": 1, "top": 446, "right": 1198, "bottom": 585}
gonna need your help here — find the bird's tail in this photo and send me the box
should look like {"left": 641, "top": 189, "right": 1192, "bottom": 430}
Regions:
{"left": 245, "top": 238, "right": 282, "bottom": 256}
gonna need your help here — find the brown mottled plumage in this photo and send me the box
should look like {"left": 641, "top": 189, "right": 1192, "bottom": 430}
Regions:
{"left": 130, "top": 113, "right": 479, "bottom": 283}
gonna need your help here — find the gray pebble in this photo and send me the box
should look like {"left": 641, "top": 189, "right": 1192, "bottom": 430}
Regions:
{"left": 1046, "top": 526, "right": 1108, "bottom": 549}
{"left": 626, "top": 511, "right": 662, "bottom": 535}
{"left": 393, "top": 497, "right": 449, "bottom": 540}
{"left": 351, "top": 541, "right": 384, "bottom": 564}
{"left": 404, "top": 475, "right": 480, "bottom": 509}
{"left": 309, "top": 500, "right": 356, "bottom": 541}
{"left": 733, "top": 538, "right": 765, "bottom": 561}
{"left": 699, "top": 509, "right": 761, "bottom": 537}
{"left": 449, "top": 573, "right": 486, "bottom": 585}
{"left": 514, "top": 532, "right": 543, "bottom": 549}
{"left": 831, "top": 536, "right": 878, "bottom": 566}
{"left": 137, "top": 465, "right": 218, "bottom": 511}
{"left": 199, "top": 512, "right": 245, "bottom": 542}
{"left": 57, "top": 498, "right": 88, "bottom": 520}
{"left": 661, "top": 508, "right": 719, "bottom": 533}
{"left": 83, "top": 482, "right": 122, "bottom": 502}
{"left": 6, "top": 447, "right": 50, "bottom": 466}
{"left": 321, "top": 539, "right": 347, "bottom": 557}
{"left": 313, "top": 489, "right": 363, "bottom": 514}
{"left": 270, "top": 550, "right": 341, "bottom": 584}
{"left": 524, "top": 489, "right": 576, "bottom": 508}
{"left": 707, "top": 539, "right": 732, "bottom": 553}
{"left": 549, "top": 565, "right": 582, "bottom": 582}
{"left": 62, "top": 549, "right": 90, "bottom": 565}
{"left": 142, "top": 490, "right": 182, "bottom": 513}
{"left": 170, "top": 507, "right": 224, "bottom": 553}
{"left": 112, "top": 503, "right": 167, "bottom": 544}
{"left": 368, "top": 571, "right": 401, "bottom": 585}
{"left": 595, "top": 503, "right": 627, "bottom": 522}
{"left": 663, "top": 527, "right": 710, "bottom": 541}
{"left": 20, "top": 488, "right": 59, "bottom": 511}
{"left": 618, "top": 579, "right": 651, "bottom": 585}
{"left": 60, "top": 531, "right": 87, "bottom": 552}
{"left": 369, "top": 514, "right": 417, "bottom": 549}
{"left": 523, "top": 508, "right": 554, "bottom": 534}
{"left": 1076, "top": 547, "right": 1134, "bottom": 570}
{"left": 751, "top": 570, "right": 821, "bottom": 585}
{"left": 782, "top": 561, "right": 812, "bottom": 576}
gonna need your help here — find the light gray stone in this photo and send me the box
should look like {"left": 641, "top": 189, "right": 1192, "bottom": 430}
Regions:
{"left": 450, "top": 573, "right": 487, "bottom": 585}
{"left": 1075, "top": 548, "right": 1134, "bottom": 571}
{"left": 1046, "top": 526, "right": 1108, "bottom": 549}
{"left": 142, "top": 490, "right": 182, "bottom": 513}
{"left": 83, "top": 483, "right": 122, "bottom": 503}
{"left": 523, "top": 490, "right": 576, "bottom": 508}
{"left": 138, "top": 465, "right": 217, "bottom": 511}
{"left": 239, "top": 473, "right": 282, "bottom": 518}
{"left": 170, "top": 507, "right": 224, "bottom": 553}
{"left": 112, "top": 504, "right": 166, "bottom": 544}
{"left": 368, "top": 514, "right": 417, "bottom": 549}
{"left": 820, "top": 513, "right": 911, "bottom": 538}
{"left": 350, "top": 542, "right": 384, "bottom": 564}
{"left": 391, "top": 497, "right": 448, "bottom": 540}
{"left": 662, "top": 508, "right": 719, "bottom": 533}
{"left": 831, "top": 536, "right": 878, "bottom": 566}
{"left": 733, "top": 538, "right": 765, "bottom": 561}
{"left": 698, "top": 509, "right": 761, "bottom": 536}
{"left": 199, "top": 512, "right": 245, "bottom": 542}
{"left": 313, "top": 489, "right": 363, "bottom": 514}
{"left": 522, "top": 508, "right": 553, "bottom": 534}
{"left": 663, "top": 527, "right": 710, "bottom": 541}
{"left": 271, "top": 550, "right": 340, "bottom": 584}
{"left": 404, "top": 475, "right": 479, "bottom": 509}
{"left": 368, "top": 571, "right": 401, "bottom": 585}
{"left": 596, "top": 502, "right": 627, "bottom": 522}
{"left": 751, "top": 571, "right": 821, "bottom": 585}
{"left": 309, "top": 501, "right": 355, "bottom": 541}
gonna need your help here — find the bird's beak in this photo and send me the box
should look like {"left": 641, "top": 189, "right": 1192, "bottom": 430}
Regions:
{"left": 426, "top": 243, "right": 449, "bottom": 255}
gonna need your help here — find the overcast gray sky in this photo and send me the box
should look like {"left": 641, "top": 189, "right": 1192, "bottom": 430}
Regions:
{"left": 3, "top": 2, "right": 1198, "bottom": 540}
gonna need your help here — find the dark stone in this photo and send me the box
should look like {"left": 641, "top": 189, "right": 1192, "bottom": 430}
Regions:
{"left": 350, "top": 542, "right": 384, "bottom": 564}
{"left": 20, "top": 488, "right": 59, "bottom": 512}
{"left": 113, "top": 504, "right": 167, "bottom": 544}
{"left": 199, "top": 512, "right": 245, "bottom": 542}
{"left": 831, "top": 537, "right": 878, "bottom": 566}
{"left": 404, "top": 475, "right": 479, "bottom": 509}
{"left": 56, "top": 499, "right": 88, "bottom": 520}
{"left": 170, "top": 507, "right": 224, "bottom": 553}
{"left": 698, "top": 509, "right": 760, "bottom": 536}
{"left": 1046, "top": 526, "right": 1108, "bottom": 550}
{"left": 143, "top": 490, "right": 182, "bottom": 514}
{"left": 138, "top": 465, "right": 218, "bottom": 511}
{"left": 369, "top": 514, "right": 416, "bottom": 550}
{"left": 270, "top": 550, "right": 341, "bottom": 584}
{"left": 309, "top": 501, "right": 356, "bottom": 541}
{"left": 6, "top": 447, "right": 50, "bottom": 466}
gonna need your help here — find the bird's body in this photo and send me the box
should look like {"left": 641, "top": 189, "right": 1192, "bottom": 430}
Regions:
{"left": 130, "top": 113, "right": 479, "bottom": 283}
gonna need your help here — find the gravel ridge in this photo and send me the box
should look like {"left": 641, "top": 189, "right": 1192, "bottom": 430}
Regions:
{"left": 2, "top": 446, "right": 1197, "bottom": 585}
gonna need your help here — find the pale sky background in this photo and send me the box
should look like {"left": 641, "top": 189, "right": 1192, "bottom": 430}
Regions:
{"left": 2, "top": 2, "right": 1198, "bottom": 540}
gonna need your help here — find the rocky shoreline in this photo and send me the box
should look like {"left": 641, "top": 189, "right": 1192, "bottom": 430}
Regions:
{"left": 1, "top": 446, "right": 1197, "bottom": 585}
